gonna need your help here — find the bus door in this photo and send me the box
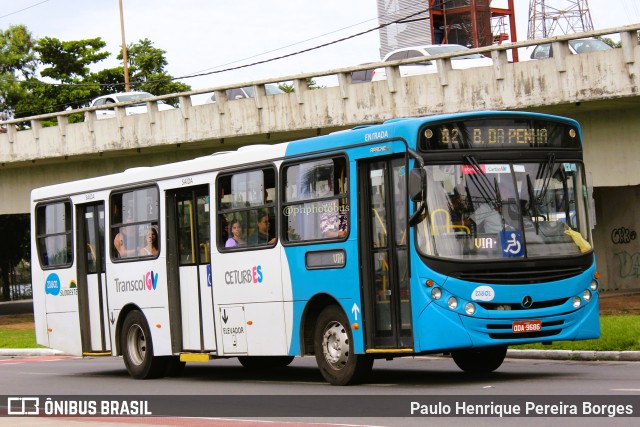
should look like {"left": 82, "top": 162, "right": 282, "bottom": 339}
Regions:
{"left": 358, "top": 156, "right": 413, "bottom": 349}
{"left": 166, "top": 185, "right": 216, "bottom": 352}
{"left": 76, "top": 202, "right": 111, "bottom": 354}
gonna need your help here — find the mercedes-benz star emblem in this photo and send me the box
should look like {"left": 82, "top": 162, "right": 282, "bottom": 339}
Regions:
{"left": 522, "top": 296, "right": 533, "bottom": 308}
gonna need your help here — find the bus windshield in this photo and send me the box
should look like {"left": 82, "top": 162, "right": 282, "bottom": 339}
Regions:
{"left": 416, "top": 160, "right": 592, "bottom": 260}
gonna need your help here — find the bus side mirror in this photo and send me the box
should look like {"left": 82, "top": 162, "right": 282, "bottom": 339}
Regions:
{"left": 409, "top": 168, "right": 426, "bottom": 202}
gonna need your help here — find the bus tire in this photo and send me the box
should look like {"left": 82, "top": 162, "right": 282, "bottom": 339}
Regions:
{"left": 121, "top": 310, "right": 168, "bottom": 379}
{"left": 238, "top": 356, "right": 295, "bottom": 369}
{"left": 451, "top": 346, "right": 508, "bottom": 374}
{"left": 314, "top": 305, "right": 373, "bottom": 386}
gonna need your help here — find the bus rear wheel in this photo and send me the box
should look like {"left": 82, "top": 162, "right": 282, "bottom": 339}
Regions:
{"left": 451, "top": 346, "right": 508, "bottom": 374}
{"left": 121, "top": 310, "right": 168, "bottom": 379}
{"left": 238, "top": 356, "right": 295, "bottom": 369}
{"left": 314, "top": 305, "right": 373, "bottom": 386}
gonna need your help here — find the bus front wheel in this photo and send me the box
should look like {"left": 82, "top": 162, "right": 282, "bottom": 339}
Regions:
{"left": 314, "top": 305, "right": 373, "bottom": 386}
{"left": 121, "top": 310, "right": 168, "bottom": 379}
{"left": 451, "top": 346, "right": 508, "bottom": 374}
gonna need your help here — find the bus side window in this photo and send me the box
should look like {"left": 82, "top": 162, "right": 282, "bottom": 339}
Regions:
{"left": 35, "top": 201, "right": 73, "bottom": 268}
{"left": 218, "top": 167, "right": 277, "bottom": 251}
{"left": 282, "top": 156, "right": 348, "bottom": 243}
{"left": 110, "top": 187, "right": 159, "bottom": 260}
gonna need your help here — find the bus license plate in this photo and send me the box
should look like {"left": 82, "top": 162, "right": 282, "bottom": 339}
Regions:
{"left": 512, "top": 320, "right": 542, "bottom": 333}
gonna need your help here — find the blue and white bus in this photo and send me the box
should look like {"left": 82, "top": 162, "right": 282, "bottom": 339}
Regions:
{"left": 31, "top": 111, "right": 600, "bottom": 385}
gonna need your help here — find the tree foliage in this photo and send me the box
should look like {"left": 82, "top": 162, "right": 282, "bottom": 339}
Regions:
{"left": 595, "top": 36, "right": 622, "bottom": 49}
{"left": 36, "top": 37, "right": 110, "bottom": 82}
{"left": 118, "top": 38, "right": 190, "bottom": 105}
{"left": 278, "top": 77, "right": 321, "bottom": 93}
{"left": 0, "top": 25, "right": 37, "bottom": 117}
{"left": 0, "top": 25, "right": 191, "bottom": 118}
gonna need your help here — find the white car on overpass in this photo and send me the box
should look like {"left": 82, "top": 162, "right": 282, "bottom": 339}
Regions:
{"left": 371, "top": 44, "right": 493, "bottom": 81}
{"left": 204, "top": 84, "right": 285, "bottom": 103}
{"left": 523, "top": 37, "right": 613, "bottom": 61}
{"left": 86, "top": 91, "right": 175, "bottom": 120}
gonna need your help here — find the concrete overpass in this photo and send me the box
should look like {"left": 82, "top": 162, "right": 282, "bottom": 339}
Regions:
{"left": 1, "top": 24, "right": 639, "bottom": 291}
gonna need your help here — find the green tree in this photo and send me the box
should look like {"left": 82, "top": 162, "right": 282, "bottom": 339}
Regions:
{"left": 0, "top": 25, "right": 37, "bottom": 117}
{"left": 595, "top": 36, "right": 622, "bottom": 48}
{"left": 1, "top": 26, "right": 190, "bottom": 117}
{"left": 36, "top": 37, "right": 110, "bottom": 82}
{"left": 278, "top": 77, "right": 321, "bottom": 93}
{"left": 124, "top": 38, "right": 167, "bottom": 78}
{"left": 11, "top": 36, "right": 111, "bottom": 120}
{"left": 118, "top": 38, "right": 190, "bottom": 105}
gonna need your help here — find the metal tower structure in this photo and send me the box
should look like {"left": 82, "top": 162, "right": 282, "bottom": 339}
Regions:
{"left": 428, "top": 0, "right": 518, "bottom": 48}
{"left": 527, "top": 0, "right": 594, "bottom": 40}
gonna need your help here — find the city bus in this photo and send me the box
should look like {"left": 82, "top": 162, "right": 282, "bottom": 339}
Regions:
{"left": 31, "top": 111, "right": 600, "bottom": 385}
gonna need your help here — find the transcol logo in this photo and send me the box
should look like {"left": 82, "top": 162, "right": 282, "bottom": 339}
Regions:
{"left": 114, "top": 271, "right": 159, "bottom": 293}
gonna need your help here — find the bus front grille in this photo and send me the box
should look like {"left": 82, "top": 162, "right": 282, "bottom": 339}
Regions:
{"left": 453, "top": 267, "right": 586, "bottom": 284}
{"left": 489, "top": 329, "right": 561, "bottom": 340}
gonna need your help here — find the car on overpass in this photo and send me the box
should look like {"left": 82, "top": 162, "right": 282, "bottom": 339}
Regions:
{"left": 205, "top": 84, "right": 285, "bottom": 103}
{"left": 371, "top": 44, "right": 493, "bottom": 81}
{"left": 85, "top": 91, "right": 175, "bottom": 121}
{"left": 525, "top": 37, "right": 613, "bottom": 60}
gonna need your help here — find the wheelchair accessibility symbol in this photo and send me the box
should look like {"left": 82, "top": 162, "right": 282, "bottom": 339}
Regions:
{"left": 500, "top": 230, "right": 524, "bottom": 257}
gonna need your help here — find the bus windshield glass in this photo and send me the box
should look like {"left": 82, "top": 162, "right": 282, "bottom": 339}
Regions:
{"left": 416, "top": 160, "right": 592, "bottom": 260}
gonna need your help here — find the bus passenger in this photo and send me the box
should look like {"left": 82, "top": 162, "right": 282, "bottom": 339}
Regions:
{"left": 248, "top": 210, "right": 276, "bottom": 245}
{"left": 320, "top": 202, "right": 348, "bottom": 238}
{"left": 139, "top": 226, "right": 159, "bottom": 256}
{"left": 225, "top": 220, "right": 246, "bottom": 247}
{"left": 114, "top": 220, "right": 136, "bottom": 258}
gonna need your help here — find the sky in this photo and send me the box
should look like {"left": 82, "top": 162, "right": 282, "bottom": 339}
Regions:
{"left": 2, "top": 0, "right": 639, "bottom": 102}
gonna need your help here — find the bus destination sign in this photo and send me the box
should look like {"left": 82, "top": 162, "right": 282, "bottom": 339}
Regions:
{"left": 420, "top": 118, "right": 580, "bottom": 151}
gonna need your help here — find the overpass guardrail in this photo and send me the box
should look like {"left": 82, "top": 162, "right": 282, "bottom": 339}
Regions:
{"left": 1, "top": 23, "right": 639, "bottom": 166}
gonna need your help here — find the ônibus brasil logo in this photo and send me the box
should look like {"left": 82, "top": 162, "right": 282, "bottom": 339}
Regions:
{"left": 114, "top": 271, "right": 159, "bottom": 293}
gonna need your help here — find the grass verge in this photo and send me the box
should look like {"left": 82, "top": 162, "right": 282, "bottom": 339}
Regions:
{"left": 1, "top": 314, "right": 639, "bottom": 351}
{"left": 0, "top": 314, "right": 42, "bottom": 349}
{"left": 513, "top": 315, "right": 640, "bottom": 351}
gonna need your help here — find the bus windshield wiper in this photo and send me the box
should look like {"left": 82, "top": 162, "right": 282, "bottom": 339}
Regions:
{"left": 535, "top": 153, "right": 556, "bottom": 205}
{"left": 526, "top": 174, "right": 540, "bottom": 234}
{"left": 464, "top": 155, "right": 498, "bottom": 208}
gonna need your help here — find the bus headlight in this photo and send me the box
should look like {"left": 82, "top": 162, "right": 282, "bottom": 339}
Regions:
{"left": 590, "top": 280, "right": 599, "bottom": 291}
{"left": 431, "top": 287, "right": 442, "bottom": 300}
{"left": 447, "top": 297, "right": 458, "bottom": 310}
{"left": 464, "top": 302, "right": 476, "bottom": 315}
{"left": 572, "top": 296, "right": 582, "bottom": 308}
{"left": 583, "top": 289, "right": 592, "bottom": 301}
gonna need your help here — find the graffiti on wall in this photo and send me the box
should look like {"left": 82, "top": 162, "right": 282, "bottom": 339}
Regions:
{"left": 611, "top": 227, "right": 637, "bottom": 245}
{"left": 614, "top": 251, "right": 640, "bottom": 279}
{"left": 611, "top": 226, "right": 639, "bottom": 279}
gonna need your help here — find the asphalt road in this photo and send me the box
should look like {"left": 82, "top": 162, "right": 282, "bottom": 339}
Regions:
{"left": 0, "top": 299, "right": 32, "bottom": 315}
{"left": 0, "top": 353, "right": 638, "bottom": 426}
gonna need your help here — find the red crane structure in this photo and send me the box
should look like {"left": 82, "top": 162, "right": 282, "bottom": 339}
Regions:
{"left": 428, "top": 0, "right": 519, "bottom": 60}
